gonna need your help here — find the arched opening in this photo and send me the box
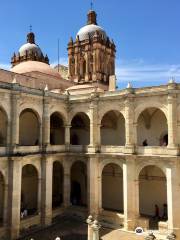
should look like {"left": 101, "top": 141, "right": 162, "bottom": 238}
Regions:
{"left": 137, "top": 108, "right": 168, "bottom": 146}
{"left": 101, "top": 111, "right": 125, "bottom": 146}
{"left": 0, "top": 108, "right": 7, "bottom": 146}
{"left": 71, "top": 161, "right": 87, "bottom": 207}
{"left": 50, "top": 112, "right": 65, "bottom": 145}
{"left": 139, "top": 165, "right": 167, "bottom": 229}
{"left": 0, "top": 172, "right": 4, "bottom": 226}
{"left": 102, "top": 163, "right": 123, "bottom": 212}
{"left": 19, "top": 109, "right": 40, "bottom": 146}
{"left": 52, "top": 162, "right": 63, "bottom": 209}
{"left": 70, "top": 113, "right": 90, "bottom": 145}
{"left": 21, "top": 165, "right": 38, "bottom": 218}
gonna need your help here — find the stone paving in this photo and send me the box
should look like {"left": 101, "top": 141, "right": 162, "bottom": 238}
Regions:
{"left": 18, "top": 216, "right": 161, "bottom": 240}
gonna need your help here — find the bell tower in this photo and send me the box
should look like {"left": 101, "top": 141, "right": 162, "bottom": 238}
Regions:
{"left": 68, "top": 10, "right": 116, "bottom": 86}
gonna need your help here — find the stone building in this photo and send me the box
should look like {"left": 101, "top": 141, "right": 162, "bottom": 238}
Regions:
{"left": 0, "top": 8, "right": 180, "bottom": 240}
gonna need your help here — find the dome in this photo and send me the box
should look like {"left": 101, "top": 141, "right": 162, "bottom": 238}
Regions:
{"left": 11, "top": 32, "right": 49, "bottom": 67}
{"left": 76, "top": 24, "right": 107, "bottom": 41}
{"left": 11, "top": 61, "right": 61, "bottom": 78}
{"left": 19, "top": 43, "right": 42, "bottom": 57}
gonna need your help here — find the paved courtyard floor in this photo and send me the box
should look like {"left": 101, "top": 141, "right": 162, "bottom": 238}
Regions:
{"left": 18, "top": 216, "right": 163, "bottom": 240}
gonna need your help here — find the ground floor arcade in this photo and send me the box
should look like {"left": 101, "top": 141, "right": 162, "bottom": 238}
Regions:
{"left": 0, "top": 153, "right": 180, "bottom": 239}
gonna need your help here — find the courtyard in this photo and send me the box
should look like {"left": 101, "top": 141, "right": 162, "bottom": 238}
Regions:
{"left": 17, "top": 216, "right": 147, "bottom": 240}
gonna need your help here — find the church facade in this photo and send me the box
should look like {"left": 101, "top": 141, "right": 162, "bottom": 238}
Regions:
{"left": 0, "top": 9, "right": 180, "bottom": 240}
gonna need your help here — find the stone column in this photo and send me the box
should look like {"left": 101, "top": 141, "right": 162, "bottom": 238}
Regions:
{"left": 63, "top": 162, "right": 71, "bottom": 208}
{"left": 41, "top": 156, "right": 52, "bottom": 226}
{"left": 87, "top": 157, "right": 99, "bottom": 217}
{"left": 91, "top": 220, "right": 101, "bottom": 240}
{"left": 65, "top": 125, "right": 71, "bottom": 151}
{"left": 3, "top": 183, "right": 8, "bottom": 228}
{"left": 8, "top": 158, "right": 22, "bottom": 239}
{"left": 86, "top": 215, "right": 93, "bottom": 240}
{"left": 167, "top": 94, "right": 177, "bottom": 149}
{"left": 123, "top": 159, "right": 139, "bottom": 231}
{"left": 89, "top": 100, "right": 100, "bottom": 152}
{"left": 10, "top": 92, "right": 19, "bottom": 149}
{"left": 37, "top": 176, "right": 42, "bottom": 215}
{"left": 6, "top": 120, "right": 11, "bottom": 148}
{"left": 166, "top": 166, "right": 180, "bottom": 238}
{"left": 125, "top": 97, "right": 135, "bottom": 154}
{"left": 42, "top": 100, "right": 50, "bottom": 147}
{"left": 38, "top": 122, "right": 43, "bottom": 146}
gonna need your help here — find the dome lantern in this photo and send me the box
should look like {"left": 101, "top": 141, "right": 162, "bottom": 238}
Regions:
{"left": 87, "top": 10, "right": 97, "bottom": 25}
{"left": 27, "top": 32, "right": 35, "bottom": 44}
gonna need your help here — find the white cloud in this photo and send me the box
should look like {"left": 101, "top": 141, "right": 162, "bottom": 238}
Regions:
{"left": 0, "top": 63, "right": 10, "bottom": 70}
{"left": 116, "top": 59, "right": 180, "bottom": 84}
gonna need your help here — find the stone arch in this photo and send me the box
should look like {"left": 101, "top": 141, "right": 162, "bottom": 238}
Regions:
{"left": 100, "top": 159, "right": 124, "bottom": 175}
{"left": 0, "top": 107, "right": 8, "bottom": 146}
{"left": 21, "top": 164, "right": 38, "bottom": 218}
{"left": 139, "top": 165, "right": 167, "bottom": 229}
{"left": 50, "top": 112, "right": 65, "bottom": 145}
{"left": 137, "top": 107, "right": 168, "bottom": 146}
{"left": 70, "top": 112, "right": 90, "bottom": 145}
{"left": 102, "top": 163, "right": 124, "bottom": 212}
{"left": 100, "top": 110, "right": 125, "bottom": 145}
{"left": 52, "top": 161, "right": 64, "bottom": 209}
{"left": 19, "top": 108, "right": 40, "bottom": 146}
{"left": 99, "top": 107, "right": 125, "bottom": 124}
{"left": 0, "top": 171, "right": 4, "bottom": 225}
{"left": 70, "top": 161, "right": 87, "bottom": 206}
{"left": 135, "top": 102, "right": 167, "bottom": 123}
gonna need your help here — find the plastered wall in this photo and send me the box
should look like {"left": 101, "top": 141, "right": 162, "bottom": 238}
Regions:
{"left": 139, "top": 166, "right": 167, "bottom": 216}
{"left": 102, "top": 164, "right": 124, "bottom": 211}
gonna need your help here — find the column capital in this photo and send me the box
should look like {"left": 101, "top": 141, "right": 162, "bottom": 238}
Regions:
{"left": 168, "top": 94, "right": 177, "bottom": 103}
{"left": 65, "top": 124, "right": 71, "bottom": 128}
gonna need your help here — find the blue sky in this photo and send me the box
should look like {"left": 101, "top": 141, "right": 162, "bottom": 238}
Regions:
{"left": 0, "top": 0, "right": 180, "bottom": 89}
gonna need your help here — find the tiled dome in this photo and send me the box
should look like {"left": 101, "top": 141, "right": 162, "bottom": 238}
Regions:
{"left": 76, "top": 24, "right": 107, "bottom": 41}
{"left": 19, "top": 43, "right": 42, "bottom": 57}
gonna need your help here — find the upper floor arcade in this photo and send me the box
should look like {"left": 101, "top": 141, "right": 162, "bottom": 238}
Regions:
{"left": 0, "top": 80, "right": 179, "bottom": 157}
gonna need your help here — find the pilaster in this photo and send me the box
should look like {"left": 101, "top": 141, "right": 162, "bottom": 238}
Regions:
{"left": 124, "top": 96, "right": 135, "bottom": 154}
{"left": 42, "top": 99, "right": 50, "bottom": 147}
{"left": 87, "top": 156, "right": 99, "bottom": 217}
{"left": 65, "top": 125, "right": 71, "bottom": 151}
{"left": 123, "top": 159, "right": 139, "bottom": 230}
{"left": 41, "top": 156, "right": 52, "bottom": 226}
{"left": 89, "top": 98, "right": 100, "bottom": 153}
{"left": 8, "top": 158, "right": 22, "bottom": 239}
{"left": 63, "top": 162, "right": 71, "bottom": 208}
{"left": 166, "top": 166, "right": 180, "bottom": 238}
{"left": 167, "top": 94, "right": 178, "bottom": 150}
{"left": 10, "top": 92, "right": 19, "bottom": 150}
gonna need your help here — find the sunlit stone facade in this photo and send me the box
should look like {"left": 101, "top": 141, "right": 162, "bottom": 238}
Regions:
{"left": 0, "top": 9, "right": 180, "bottom": 240}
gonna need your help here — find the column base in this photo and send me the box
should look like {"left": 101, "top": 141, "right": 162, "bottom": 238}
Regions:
{"left": 65, "top": 143, "right": 70, "bottom": 152}
{"left": 9, "top": 226, "right": 20, "bottom": 240}
{"left": 85, "top": 74, "right": 89, "bottom": 82}
{"left": 124, "top": 144, "right": 135, "bottom": 154}
{"left": 167, "top": 145, "right": 179, "bottom": 155}
{"left": 88, "top": 145, "right": 101, "bottom": 153}
{"left": 41, "top": 214, "right": 52, "bottom": 227}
